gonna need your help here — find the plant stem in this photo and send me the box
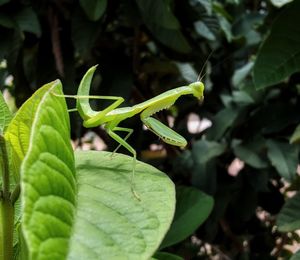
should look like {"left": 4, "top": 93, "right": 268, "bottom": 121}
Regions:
{"left": 0, "top": 200, "right": 14, "bottom": 260}
{"left": 0, "top": 136, "right": 14, "bottom": 260}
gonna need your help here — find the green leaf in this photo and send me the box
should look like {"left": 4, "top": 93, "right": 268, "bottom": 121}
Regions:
{"left": 233, "top": 143, "right": 268, "bottom": 169}
{"left": 68, "top": 151, "right": 176, "bottom": 260}
{"left": 253, "top": 0, "right": 300, "bottom": 89}
{"left": 79, "top": 0, "right": 107, "bottom": 21}
{"left": 160, "top": 186, "right": 213, "bottom": 249}
{"left": 290, "top": 124, "right": 300, "bottom": 144}
{"left": 21, "top": 80, "right": 76, "bottom": 259}
{"left": 231, "top": 61, "right": 254, "bottom": 88}
{"left": 13, "top": 7, "right": 41, "bottom": 36}
{"left": 277, "top": 192, "right": 300, "bottom": 232}
{"left": 192, "top": 139, "right": 226, "bottom": 164}
{"left": 135, "top": 0, "right": 180, "bottom": 29}
{"left": 291, "top": 249, "right": 300, "bottom": 260}
{"left": 207, "top": 107, "right": 239, "bottom": 140}
{"left": 146, "top": 23, "right": 191, "bottom": 53}
{"left": 0, "top": 90, "right": 12, "bottom": 134}
{"left": 71, "top": 7, "right": 101, "bottom": 54}
{"left": 270, "top": 0, "right": 294, "bottom": 8}
{"left": 0, "top": 13, "right": 14, "bottom": 28}
{"left": 5, "top": 85, "right": 51, "bottom": 181}
{"left": 266, "top": 140, "right": 298, "bottom": 182}
{"left": 0, "top": 0, "right": 9, "bottom": 6}
{"left": 154, "top": 252, "right": 183, "bottom": 260}
{"left": 194, "top": 20, "right": 216, "bottom": 41}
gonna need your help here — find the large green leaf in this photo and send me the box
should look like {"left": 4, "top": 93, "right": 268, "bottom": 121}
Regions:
{"left": 79, "top": 0, "right": 107, "bottom": 21}
{"left": 277, "top": 192, "right": 300, "bottom": 232}
{"left": 266, "top": 140, "right": 298, "bottom": 182}
{"left": 21, "top": 80, "right": 76, "bottom": 259}
{"left": 160, "top": 186, "right": 213, "bottom": 249}
{"left": 68, "top": 151, "right": 176, "bottom": 260}
{"left": 253, "top": 0, "right": 300, "bottom": 89}
{"left": 0, "top": 90, "right": 12, "bottom": 134}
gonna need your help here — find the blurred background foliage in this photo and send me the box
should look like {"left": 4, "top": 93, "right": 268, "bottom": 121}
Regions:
{"left": 1, "top": 0, "right": 300, "bottom": 259}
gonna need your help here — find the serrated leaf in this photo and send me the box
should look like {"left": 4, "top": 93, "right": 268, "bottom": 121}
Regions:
{"left": 79, "top": 0, "right": 107, "bottom": 21}
{"left": 253, "top": 1, "right": 300, "bottom": 89}
{"left": 0, "top": 90, "right": 12, "bottom": 134}
{"left": 277, "top": 192, "right": 300, "bottom": 232}
{"left": 266, "top": 140, "right": 298, "bottom": 182}
{"left": 160, "top": 186, "right": 213, "bottom": 249}
{"left": 136, "top": 0, "right": 180, "bottom": 29}
{"left": 68, "top": 151, "right": 175, "bottom": 260}
{"left": 21, "top": 80, "right": 76, "bottom": 259}
{"left": 13, "top": 7, "right": 41, "bottom": 36}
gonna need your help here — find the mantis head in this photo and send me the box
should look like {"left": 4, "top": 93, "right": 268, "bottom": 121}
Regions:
{"left": 189, "top": 81, "right": 204, "bottom": 101}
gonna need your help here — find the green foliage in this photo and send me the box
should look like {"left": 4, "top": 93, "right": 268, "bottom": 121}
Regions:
{"left": 160, "top": 186, "right": 213, "bottom": 249}
{"left": 0, "top": 0, "right": 300, "bottom": 258}
{"left": 277, "top": 192, "right": 300, "bottom": 232}
{"left": 253, "top": 0, "right": 300, "bottom": 89}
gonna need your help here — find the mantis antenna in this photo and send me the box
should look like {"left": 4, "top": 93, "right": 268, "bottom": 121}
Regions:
{"left": 197, "top": 50, "right": 215, "bottom": 82}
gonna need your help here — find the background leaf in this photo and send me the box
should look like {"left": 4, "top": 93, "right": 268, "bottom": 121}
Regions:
{"left": 277, "top": 192, "right": 300, "bottom": 232}
{"left": 160, "top": 186, "right": 213, "bottom": 249}
{"left": 253, "top": 0, "right": 300, "bottom": 88}
{"left": 266, "top": 140, "right": 298, "bottom": 182}
{"left": 13, "top": 7, "right": 41, "bottom": 36}
{"left": 79, "top": 0, "right": 107, "bottom": 21}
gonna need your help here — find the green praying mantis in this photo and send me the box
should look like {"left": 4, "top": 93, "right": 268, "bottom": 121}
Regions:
{"left": 58, "top": 66, "right": 204, "bottom": 199}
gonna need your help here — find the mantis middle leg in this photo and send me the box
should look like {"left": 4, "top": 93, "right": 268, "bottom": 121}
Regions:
{"left": 106, "top": 125, "right": 140, "bottom": 200}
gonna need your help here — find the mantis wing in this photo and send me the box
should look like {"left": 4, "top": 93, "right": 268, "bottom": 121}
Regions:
{"left": 143, "top": 117, "right": 187, "bottom": 147}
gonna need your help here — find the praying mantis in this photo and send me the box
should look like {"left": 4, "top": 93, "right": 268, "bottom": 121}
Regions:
{"left": 59, "top": 66, "right": 204, "bottom": 199}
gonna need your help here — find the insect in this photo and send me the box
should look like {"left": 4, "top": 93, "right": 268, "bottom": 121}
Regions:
{"left": 59, "top": 66, "right": 204, "bottom": 199}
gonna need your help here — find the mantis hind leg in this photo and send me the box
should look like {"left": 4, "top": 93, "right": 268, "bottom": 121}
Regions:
{"left": 106, "top": 127, "right": 140, "bottom": 200}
